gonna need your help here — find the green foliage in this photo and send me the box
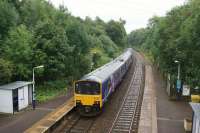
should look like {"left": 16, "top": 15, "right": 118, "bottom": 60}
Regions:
{"left": 34, "top": 21, "right": 71, "bottom": 80}
{"left": 129, "top": 0, "right": 200, "bottom": 87}
{"left": 128, "top": 28, "right": 148, "bottom": 48}
{"left": 0, "top": 0, "right": 18, "bottom": 39}
{"left": 3, "top": 25, "right": 34, "bottom": 80}
{"left": 106, "top": 20, "right": 127, "bottom": 47}
{"left": 36, "top": 80, "right": 67, "bottom": 102}
{"left": 0, "top": 0, "right": 126, "bottom": 100}
{"left": 99, "top": 35, "right": 118, "bottom": 58}
{"left": 64, "top": 19, "right": 92, "bottom": 78}
{"left": 0, "top": 58, "right": 13, "bottom": 84}
{"left": 19, "top": 0, "right": 55, "bottom": 29}
{"left": 90, "top": 48, "right": 112, "bottom": 69}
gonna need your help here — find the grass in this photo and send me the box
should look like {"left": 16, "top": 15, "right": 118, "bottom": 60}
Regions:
{"left": 35, "top": 80, "right": 68, "bottom": 103}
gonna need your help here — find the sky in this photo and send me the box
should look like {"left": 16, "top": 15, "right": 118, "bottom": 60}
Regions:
{"left": 49, "top": 0, "right": 186, "bottom": 33}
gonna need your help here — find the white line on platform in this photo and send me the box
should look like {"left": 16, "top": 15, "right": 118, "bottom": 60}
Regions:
{"left": 157, "top": 117, "right": 183, "bottom": 122}
{"left": 36, "top": 107, "right": 55, "bottom": 111}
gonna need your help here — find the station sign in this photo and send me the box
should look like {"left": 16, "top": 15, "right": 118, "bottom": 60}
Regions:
{"left": 182, "top": 85, "right": 190, "bottom": 96}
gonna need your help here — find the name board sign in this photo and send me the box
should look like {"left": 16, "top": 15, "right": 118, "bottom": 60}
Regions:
{"left": 182, "top": 85, "right": 190, "bottom": 96}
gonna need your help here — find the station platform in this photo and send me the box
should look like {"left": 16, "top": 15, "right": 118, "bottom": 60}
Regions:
{"left": 0, "top": 94, "right": 72, "bottom": 133}
{"left": 154, "top": 68, "right": 192, "bottom": 133}
{"left": 138, "top": 63, "right": 192, "bottom": 133}
{"left": 24, "top": 97, "right": 74, "bottom": 133}
{"left": 138, "top": 65, "right": 157, "bottom": 133}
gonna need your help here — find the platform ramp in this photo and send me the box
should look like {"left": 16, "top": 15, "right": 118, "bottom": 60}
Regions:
{"left": 24, "top": 97, "right": 74, "bottom": 133}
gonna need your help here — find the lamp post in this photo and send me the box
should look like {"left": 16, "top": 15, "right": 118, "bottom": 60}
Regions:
{"left": 174, "top": 60, "right": 180, "bottom": 80}
{"left": 174, "top": 60, "right": 182, "bottom": 100}
{"left": 32, "top": 65, "right": 44, "bottom": 109}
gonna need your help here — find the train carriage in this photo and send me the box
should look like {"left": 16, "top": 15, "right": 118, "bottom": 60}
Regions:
{"left": 74, "top": 48, "right": 134, "bottom": 116}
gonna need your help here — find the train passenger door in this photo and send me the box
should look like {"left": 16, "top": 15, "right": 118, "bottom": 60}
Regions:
{"left": 110, "top": 75, "right": 115, "bottom": 92}
{"left": 103, "top": 79, "right": 112, "bottom": 102}
{"left": 107, "top": 79, "right": 111, "bottom": 95}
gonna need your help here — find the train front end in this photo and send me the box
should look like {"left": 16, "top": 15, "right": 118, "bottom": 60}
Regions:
{"left": 74, "top": 80, "right": 102, "bottom": 116}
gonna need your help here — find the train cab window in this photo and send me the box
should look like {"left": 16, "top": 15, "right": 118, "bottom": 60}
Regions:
{"left": 75, "top": 81, "right": 100, "bottom": 95}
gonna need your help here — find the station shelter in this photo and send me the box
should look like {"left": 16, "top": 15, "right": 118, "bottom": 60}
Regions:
{"left": 0, "top": 81, "right": 33, "bottom": 114}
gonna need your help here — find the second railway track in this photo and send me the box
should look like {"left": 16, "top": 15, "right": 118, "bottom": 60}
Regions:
{"left": 109, "top": 60, "right": 145, "bottom": 133}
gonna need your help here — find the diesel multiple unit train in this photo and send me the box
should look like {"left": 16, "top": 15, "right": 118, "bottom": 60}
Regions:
{"left": 74, "top": 48, "right": 134, "bottom": 116}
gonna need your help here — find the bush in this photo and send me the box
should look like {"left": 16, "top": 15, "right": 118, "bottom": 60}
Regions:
{"left": 36, "top": 80, "right": 67, "bottom": 102}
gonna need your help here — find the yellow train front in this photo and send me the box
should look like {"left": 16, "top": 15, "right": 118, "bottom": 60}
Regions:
{"left": 74, "top": 48, "right": 134, "bottom": 116}
{"left": 74, "top": 80, "right": 102, "bottom": 116}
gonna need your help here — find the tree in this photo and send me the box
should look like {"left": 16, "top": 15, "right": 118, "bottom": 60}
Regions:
{"left": 0, "top": 58, "right": 13, "bottom": 85}
{"left": 99, "top": 35, "right": 118, "bottom": 58}
{"left": 3, "top": 25, "right": 34, "bottom": 80}
{"left": 128, "top": 28, "right": 148, "bottom": 47}
{"left": 19, "top": 0, "right": 55, "bottom": 29}
{"left": 0, "top": 0, "right": 18, "bottom": 39}
{"left": 0, "top": 0, "right": 125, "bottom": 86}
{"left": 34, "top": 21, "right": 71, "bottom": 80}
{"left": 106, "top": 20, "right": 127, "bottom": 47}
{"left": 129, "top": 0, "right": 200, "bottom": 87}
{"left": 65, "top": 19, "right": 92, "bottom": 78}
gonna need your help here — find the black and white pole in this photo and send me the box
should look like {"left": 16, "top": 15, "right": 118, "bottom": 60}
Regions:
{"left": 175, "top": 60, "right": 181, "bottom": 100}
{"left": 175, "top": 60, "right": 181, "bottom": 79}
{"left": 32, "top": 65, "right": 44, "bottom": 110}
{"left": 32, "top": 68, "right": 36, "bottom": 110}
{"left": 177, "top": 63, "right": 180, "bottom": 80}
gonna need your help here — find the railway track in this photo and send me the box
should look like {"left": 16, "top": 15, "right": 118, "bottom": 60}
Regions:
{"left": 68, "top": 117, "right": 96, "bottom": 133}
{"left": 53, "top": 110, "right": 96, "bottom": 133}
{"left": 109, "top": 60, "right": 144, "bottom": 133}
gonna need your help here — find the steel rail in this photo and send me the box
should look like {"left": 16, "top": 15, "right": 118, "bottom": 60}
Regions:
{"left": 67, "top": 117, "right": 96, "bottom": 133}
{"left": 109, "top": 61, "right": 144, "bottom": 133}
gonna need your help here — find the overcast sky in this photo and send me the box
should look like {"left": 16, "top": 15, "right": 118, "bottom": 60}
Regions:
{"left": 49, "top": 0, "right": 186, "bottom": 33}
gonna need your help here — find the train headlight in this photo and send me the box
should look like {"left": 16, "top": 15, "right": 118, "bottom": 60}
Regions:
{"left": 76, "top": 100, "right": 81, "bottom": 105}
{"left": 94, "top": 101, "right": 100, "bottom": 105}
{"left": 76, "top": 100, "right": 81, "bottom": 103}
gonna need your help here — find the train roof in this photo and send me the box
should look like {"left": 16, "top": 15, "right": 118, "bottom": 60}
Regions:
{"left": 81, "top": 49, "right": 133, "bottom": 82}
